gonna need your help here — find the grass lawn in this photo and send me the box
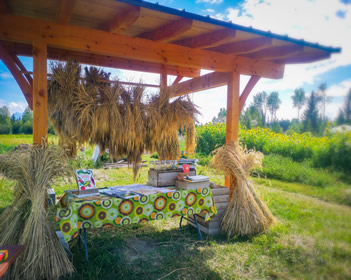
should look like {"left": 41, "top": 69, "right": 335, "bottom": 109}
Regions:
{"left": 0, "top": 136, "right": 350, "bottom": 279}
{"left": 1, "top": 165, "right": 350, "bottom": 279}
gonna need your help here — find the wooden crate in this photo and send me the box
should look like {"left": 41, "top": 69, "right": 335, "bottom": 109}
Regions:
{"left": 148, "top": 169, "right": 196, "bottom": 187}
{"left": 188, "top": 184, "right": 229, "bottom": 235}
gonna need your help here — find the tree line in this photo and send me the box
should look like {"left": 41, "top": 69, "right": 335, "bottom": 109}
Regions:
{"left": 211, "top": 84, "right": 351, "bottom": 135}
{"left": 0, "top": 106, "right": 54, "bottom": 134}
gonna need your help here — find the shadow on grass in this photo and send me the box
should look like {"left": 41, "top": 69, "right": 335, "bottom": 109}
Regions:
{"left": 65, "top": 220, "right": 223, "bottom": 280}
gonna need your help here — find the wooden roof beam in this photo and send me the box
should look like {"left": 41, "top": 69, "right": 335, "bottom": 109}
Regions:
{"left": 0, "top": 14, "right": 284, "bottom": 79}
{"left": 56, "top": 0, "right": 76, "bottom": 24}
{"left": 207, "top": 37, "right": 272, "bottom": 54}
{"left": 140, "top": 18, "right": 193, "bottom": 42}
{"left": 246, "top": 45, "right": 304, "bottom": 60}
{"left": 0, "top": 43, "right": 32, "bottom": 108}
{"left": 0, "top": 41, "right": 200, "bottom": 77}
{"left": 173, "top": 29, "right": 236, "bottom": 49}
{"left": 101, "top": 5, "right": 140, "bottom": 33}
{"left": 170, "top": 71, "right": 229, "bottom": 97}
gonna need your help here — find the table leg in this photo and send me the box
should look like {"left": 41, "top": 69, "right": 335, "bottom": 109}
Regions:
{"left": 83, "top": 228, "right": 89, "bottom": 263}
{"left": 179, "top": 215, "right": 202, "bottom": 240}
{"left": 78, "top": 228, "right": 89, "bottom": 262}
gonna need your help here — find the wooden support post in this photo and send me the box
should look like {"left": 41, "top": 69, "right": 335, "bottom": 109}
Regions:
{"left": 160, "top": 69, "right": 167, "bottom": 87}
{"left": 225, "top": 72, "right": 240, "bottom": 199}
{"left": 32, "top": 40, "right": 48, "bottom": 145}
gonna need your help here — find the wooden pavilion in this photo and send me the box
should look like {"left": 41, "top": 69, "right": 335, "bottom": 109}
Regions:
{"left": 0, "top": 0, "right": 340, "bottom": 185}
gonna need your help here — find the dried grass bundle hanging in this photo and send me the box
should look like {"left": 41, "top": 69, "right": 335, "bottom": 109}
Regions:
{"left": 212, "top": 143, "right": 275, "bottom": 237}
{"left": 49, "top": 61, "right": 199, "bottom": 178}
{"left": 0, "top": 144, "right": 74, "bottom": 279}
{"left": 146, "top": 87, "right": 199, "bottom": 159}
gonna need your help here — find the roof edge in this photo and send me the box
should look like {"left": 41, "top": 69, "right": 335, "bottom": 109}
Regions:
{"left": 117, "top": 0, "right": 341, "bottom": 54}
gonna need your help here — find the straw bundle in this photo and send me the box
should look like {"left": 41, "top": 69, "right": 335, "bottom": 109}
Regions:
{"left": 146, "top": 87, "right": 199, "bottom": 160}
{"left": 49, "top": 61, "right": 199, "bottom": 178}
{"left": 0, "top": 144, "right": 74, "bottom": 279}
{"left": 212, "top": 143, "right": 275, "bottom": 237}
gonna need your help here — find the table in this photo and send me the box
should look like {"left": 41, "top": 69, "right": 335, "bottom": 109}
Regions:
{"left": 56, "top": 186, "right": 217, "bottom": 261}
{"left": 0, "top": 245, "right": 24, "bottom": 278}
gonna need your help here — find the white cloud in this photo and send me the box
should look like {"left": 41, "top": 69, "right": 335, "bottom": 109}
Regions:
{"left": 196, "top": 0, "right": 351, "bottom": 122}
{"left": 203, "top": 8, "right": 215, "bottom": 13}
{"left": 0, "top": 100, "right": 27, "bottom": 115}
{"left": 196, "top": 0, "right": 223, "bottom": 4}
{"left": 0, "top": 73, "right": 12, "bottom": 79}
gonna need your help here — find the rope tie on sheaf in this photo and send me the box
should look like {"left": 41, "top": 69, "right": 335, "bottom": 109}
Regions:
{"left": 212, "top": 143, "right": 275, "bottom": 237}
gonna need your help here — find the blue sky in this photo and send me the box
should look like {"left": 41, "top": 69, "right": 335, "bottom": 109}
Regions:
{"left": 1, "top": 0, "right": 350, "bottom": 123}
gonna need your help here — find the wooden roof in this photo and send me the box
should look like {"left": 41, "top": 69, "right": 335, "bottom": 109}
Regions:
{"left": 0, "top": 0, "right": 340, "bottom": 78}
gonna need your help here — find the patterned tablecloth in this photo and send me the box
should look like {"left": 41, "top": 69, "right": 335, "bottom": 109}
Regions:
{"left": 56, "top": 187, "right": 217, "bottom": 242}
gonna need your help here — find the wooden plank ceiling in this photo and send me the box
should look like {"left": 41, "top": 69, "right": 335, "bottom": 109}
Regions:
{"left": 0, "top": 0, "right": 340, "bottom": 77}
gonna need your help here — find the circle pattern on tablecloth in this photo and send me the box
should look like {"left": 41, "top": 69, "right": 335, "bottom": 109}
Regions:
{"left": 136, "top": 206, "right": 144, "bottom": 216}
{"left": 185, "top": 192, "right": 196, "bottom": 206}
{"left": 154, "top": 196, "right": 167, "bottom": 211}
{"left": 62, "top": 221, "right": 72, "bottom": 233}
{"left": 202, "top": 188, "right": 209, "bottom": 196}
{"left": 101, "top": 199, "right": 112, "bottom": 209}
{"left": 82, "top": 221, "right": 93, "bottom": 229}
{"left": 187, "top": 207, "right": 194, "bottom": 215}
{"left": 97, "top": 210, "right": 107, "bottom": 221}
{"left": 156, "top": 212, "right": 164, "bottom": 220}
{"left": 78, "top": 204, "right": 95, "bottom": 220}
{"left": 172, "top": 191, "right": 181, "bottom": 200}
{"left": 198, "top": 198, "right": 204, "bottom": 206}
{"left": 168, "top": 202, "right": 176, "bottom": 211}
{"left": 119, "top": 200, "right": 133, "bottom": 215}
{"left": 107, "top": 208, "right": 118, "bottom": 220}
{"left": 140, "top": 195, "right": 149, "bottom": 204}
{"left": 122, "top": 217, "right": 131, "bottom": 225}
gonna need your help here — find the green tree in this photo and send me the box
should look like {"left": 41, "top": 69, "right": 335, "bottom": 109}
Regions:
{"left": 240, "top": 105, "right": 262, "bottom": 129}
{"left": 336, "top": 110, "right": 345, "bottom": 125}
{"left": 212, "top": 108, "right": 227, "bottom": 124}
{"left": 253, "top": 91, "right": 267, "bottom": 125}
{"left": 0, "top": 106, "right": 11, "bottom": 134}
{"left": 318, "top": 83, "right": 332, "bottom": 121}
{"left": 291, "top": 88, "right": 306, "bottom": 120}
{"left": 343, "top": 88, "right": 351, "bottom": 123}
{"left": 267, "top": 91, "right": 281, "bottom": 122}
{"left": 302, "top": 91, "right": 322, "bottom": 134}
{"left": 21, "top": 107, "right": 33, "bottom": 134}
{"left": 11, "top": 114, "right": 22, "bottom": 134}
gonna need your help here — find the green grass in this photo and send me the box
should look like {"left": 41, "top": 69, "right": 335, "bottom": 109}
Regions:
{"left": 0, "top": 137, "right": 350, "bottom": 279}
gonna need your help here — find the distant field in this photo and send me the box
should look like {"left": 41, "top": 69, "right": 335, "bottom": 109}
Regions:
{"left": 0, "top": 134, "right": 57, "bottom": 153}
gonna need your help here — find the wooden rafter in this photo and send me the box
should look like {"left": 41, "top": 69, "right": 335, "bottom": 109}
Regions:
{"left": 102, "top": 5, "right": 140, "bottom": 33}
{"left": 170, "top": 71, "right": 229, "bottom": 97}
{"left": 239, "top": 75, "right": 260, "bottom": 112}
{"left": 246, "top": 45, "right": 304, "bottom": 60}
{"left": 140, "top": 18, "right": 193, "bottom": 42}
{"left": 0, "top": 41, "right": 200, "bottom": 78}
{"left": 0, "top": 43, "right": 32, "bottom": 108}
{"left": 207, "top": 37, "right": 272, "bottom": 54}
{"left": 173, "top": 29, "right": 236, "bottom": 49}
{"left": 56, "top": 0, "right": 76, "bottom": 24}
{"left": 172, "top": 76, "right": 183, "bottom": 85}
{"left": 0, "top": 14, "right": 284, "bottom": 78}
